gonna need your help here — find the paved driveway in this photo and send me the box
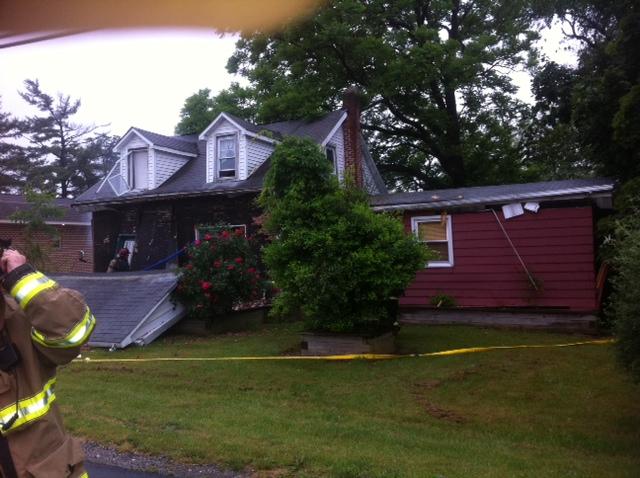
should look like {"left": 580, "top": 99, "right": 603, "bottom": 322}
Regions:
{"left": 86, "top": 462, "right": 168, "bottom": 478}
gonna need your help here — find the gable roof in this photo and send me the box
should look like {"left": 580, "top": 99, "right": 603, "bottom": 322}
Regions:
{"left": 75, "top": 109, "right": 375, "bottom": 207}
{"left": 133, "top": 128, "right": 199, "bottom": 155}
{"left": 198, "top": 110, "right": 347, "bottom": 146}
{"left": 0, "top": 195, "right": 91, "bottom": 224}
{"left": 261, "top": 110, "right": 347, "bottom": 144}
{"left": 370, "top": 178, "right": 616, "bottom": 211}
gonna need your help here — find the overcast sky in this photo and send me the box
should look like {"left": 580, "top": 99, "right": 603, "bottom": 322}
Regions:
{"left": 0, "top": 24, "right": 577, "bottom": 138}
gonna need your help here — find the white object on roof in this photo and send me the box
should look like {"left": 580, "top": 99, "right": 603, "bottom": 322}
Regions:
{"left": 524, "top": 202, "right": 540, "bottom": 213}
{"left": 502, "top": 203, "right": 524, "bottom": 220}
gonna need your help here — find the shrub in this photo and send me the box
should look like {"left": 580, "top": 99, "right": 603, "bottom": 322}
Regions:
{"left": 429, "top": 293, "right": 457, "bottom": 308}
{"left": 608, "top": 202, "right": 640, "bottom": 382}
{"left": 175, "top": 227, "right": 265, "bottom": 322}
{"left": 259, "top": 137, "right": 430, "bottom": 335}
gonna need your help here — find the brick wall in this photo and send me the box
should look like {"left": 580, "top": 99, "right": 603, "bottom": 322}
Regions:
{"left": 0, "top": 223, "right": 93, "bottom": 273}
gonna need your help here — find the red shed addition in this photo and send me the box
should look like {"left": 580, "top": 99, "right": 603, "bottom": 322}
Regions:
{"left": 371, "top": 179, "right": 615, "bottom": 329}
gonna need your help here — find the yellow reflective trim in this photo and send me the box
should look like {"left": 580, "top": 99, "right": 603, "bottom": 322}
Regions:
{"left": 0, "top": 377, "right": 56, "bottom": 434}
{"left": 79, "top": 473, "right": 89, "bottom": 478}
{"left": 31, "top": 308, "right": 96, "bottom": 349}
{"left": 19, "top": 280, "right": 57, "bottom": 309}
{"left": 9, "top": 271, "right": 44, "bottom": 297}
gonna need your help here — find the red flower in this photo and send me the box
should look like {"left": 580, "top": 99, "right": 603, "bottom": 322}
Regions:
{"left": 204, "top": 233, "right": 212, "bottom": 241}
{"left": 200, "top": 281, "right": 212, "bottom": 291}
{"left": 247, "top": 267, "right": 256, "bottom": 274}
{"left": 194, "top": 240, "right": 202, "bottom": 247}
{"left": 235, "top": 228, "right": 244, "bottom": 236}
{"left": 213, "top": 260, "right": 222, "bottom": 268}
{"left": 234, "top": 257, "right": 243, "bottom": 264}
{"left": 226, "top": 265, "right": 235, "bottom": 271}
{"left": 221, "top": 230, "right": 230, "bottom": 239}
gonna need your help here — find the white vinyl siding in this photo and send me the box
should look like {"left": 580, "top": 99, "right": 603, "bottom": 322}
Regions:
{"left": 154, "top": 150, "right": 189, "bottom": 187}
{"left": 246, "top": 138, "right": 274, "bottom": 175}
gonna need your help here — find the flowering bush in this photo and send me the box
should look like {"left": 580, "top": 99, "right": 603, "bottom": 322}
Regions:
{"left": 175, "top": 227, "right": 265, "bottom": 322}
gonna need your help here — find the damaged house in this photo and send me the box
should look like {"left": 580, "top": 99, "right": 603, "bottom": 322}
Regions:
{"left": 74, "top": 90, "right": 385, "bottom": 272}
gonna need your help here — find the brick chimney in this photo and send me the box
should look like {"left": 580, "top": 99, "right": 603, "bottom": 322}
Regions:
{"left": 342, "top": 86, "right": 364, "bottom": 188}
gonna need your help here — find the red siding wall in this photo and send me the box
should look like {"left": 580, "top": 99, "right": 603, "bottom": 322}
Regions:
{"left": 0, "top": 223, "right": 93, "bottom": 273}
{"left": 402, "top": 207, "right": 597, "bottom": 312}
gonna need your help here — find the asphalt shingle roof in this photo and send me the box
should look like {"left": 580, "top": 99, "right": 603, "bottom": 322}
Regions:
{"left": 0, "top": 195, "right": 91, "bottom": 223}
{"left": 52, "top": 271, "right": 179, "bottom": 347}
{"left": 75, "top": 109, "right": 353, "bottom": 206}
{"left": 133, "top": 128, "right": 199, "bottom": 155}
{"left": 370, "top": 178, "right": 615, "bottom": 211}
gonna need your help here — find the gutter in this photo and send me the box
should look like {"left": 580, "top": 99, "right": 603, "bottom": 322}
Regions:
{"left": 370, "top": 185, "right": 615, "bottom": 212}
{"left": 73, "top": 186, "right": 263, "bottom": 210}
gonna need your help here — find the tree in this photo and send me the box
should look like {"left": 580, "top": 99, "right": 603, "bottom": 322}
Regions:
{"left": 0, "top": 100, "right": 28, "bottom": 192}
{"left": 10, "top": 189, "right": 64, "bottom": 272}
{"left": 537, "top": 0, "right": 640, "bottom": 181}
{"left": 259, "top": 137, "right": 429, "bottom": 333}
{"left": 517, "top": 62, "right": 594, "bottom": 180}
{"left": 606, "top": 182, "right": 640, "bottom": 381}
{"left": 175, "top": 83, "right": 258, "bottom": 135}
{"left": 225, "top": 0, "right": 540, "bottom": 189}
{"left": 17, "top": 79, "right": 105, "bottom": 197}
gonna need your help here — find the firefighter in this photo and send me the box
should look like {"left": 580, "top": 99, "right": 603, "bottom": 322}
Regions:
{"left": 0, "top": 249, "right": 95, "bottom": 478}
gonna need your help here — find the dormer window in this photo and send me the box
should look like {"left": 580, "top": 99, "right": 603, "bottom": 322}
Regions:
{"left": 127, "top": 149, "right": 149, "bottom": 190}
{"left": 217, "top": 135, "right": 237, "bottom": 178}
{"left": 325, "top": 145, "right": 337, "bottom": 173}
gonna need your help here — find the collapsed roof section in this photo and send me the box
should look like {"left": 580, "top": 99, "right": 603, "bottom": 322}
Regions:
{"left": 52, "top": 271, "right": 186, "bottom": 349}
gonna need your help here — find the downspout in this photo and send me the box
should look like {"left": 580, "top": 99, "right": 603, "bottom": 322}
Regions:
{"left": 490, "top": 209, "right": 539, "bottom": 291}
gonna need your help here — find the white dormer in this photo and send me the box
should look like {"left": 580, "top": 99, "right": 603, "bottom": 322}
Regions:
{"left": 199, "top": 113, "right": 277, "bottom": 183}
{"left": 104, "top": 128, "right": 196, "bottom": 196}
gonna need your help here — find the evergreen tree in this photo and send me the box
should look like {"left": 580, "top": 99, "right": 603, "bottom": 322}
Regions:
{"left": 17, "top": 79, "right": 105, "bottom": 197}
{"left": 0, "top": 100, "right": 29, "bottom": 192}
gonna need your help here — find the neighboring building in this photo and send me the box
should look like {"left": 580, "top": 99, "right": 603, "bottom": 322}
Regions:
{"left": 371, "top": 179, "right": 615, "bottom": 328}
{"left": 74, "top": 89, "right": 386, "bottom": 272}
{"left": 0, "top": 194, "right": 93, "bottom": 273}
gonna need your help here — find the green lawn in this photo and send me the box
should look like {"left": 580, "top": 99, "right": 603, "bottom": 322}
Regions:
{"left": 58, "top": 324, "right": 640, "bottom": 477}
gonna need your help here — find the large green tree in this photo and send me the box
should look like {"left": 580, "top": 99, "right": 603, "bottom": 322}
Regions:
{"left": 536, "top": 0, "right": 640, "bottom": 181}
{"left": 175, "top": 83, "right": 257, "bottom": 135}
{"left": 517, "top": 62, "right": 594, "bottom": 180}
{"left": 18, "top": 79, "right": 106, "bottom": 197}
{"left": 221, "top": 0, "right": 540, "bottom": 189}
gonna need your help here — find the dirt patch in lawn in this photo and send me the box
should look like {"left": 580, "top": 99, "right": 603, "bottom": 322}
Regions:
{"left": 412, "top": 368, "right": 478, "bottom": 423}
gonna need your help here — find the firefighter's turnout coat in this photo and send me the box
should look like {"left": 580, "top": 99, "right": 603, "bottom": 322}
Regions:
{"left": 0, "top": 264, "right": 95, "bottom": 477}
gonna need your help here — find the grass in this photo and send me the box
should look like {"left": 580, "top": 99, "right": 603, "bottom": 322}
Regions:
{"left": 57, "top": 323, "right": 640, "bottom": 477}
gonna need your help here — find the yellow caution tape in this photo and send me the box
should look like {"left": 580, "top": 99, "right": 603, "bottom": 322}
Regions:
{"left": 73, "top": 338, "right": 614, "bottom": 364}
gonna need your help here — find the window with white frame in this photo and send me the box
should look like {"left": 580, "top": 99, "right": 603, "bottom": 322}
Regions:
{"left": 194, "top": 224, "right": 247, "bottom": 240}
{"left": 411, "top": 215, "right": 454, "bottom": 267}
{"left": 127, "top": 149, "right": 149, "bottom": 190}
{"left": 325, "top": 145, "right": 337, "bottom": 173}
{"left": 217, "top": 135, "right": 237, "bottom": 178}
